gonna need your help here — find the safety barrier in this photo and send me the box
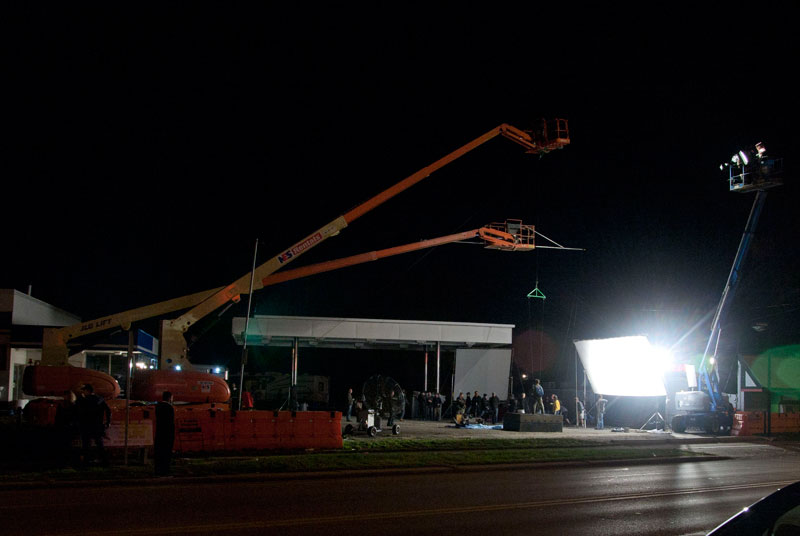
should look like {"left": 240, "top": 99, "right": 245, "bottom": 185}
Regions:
{"left": 19, "top": 402, "right": 342, "bottom": 452}
{"left": 171, "top": 408, "right": 342, "bottom": 452}
{"left": 769, "top": 412, "right": 800, "bottom": 434}
{"left": 732, "top": 411, "right": 800, "bottom": 435}
{"left": 732, "top": 411, "right": 765, "bottom": 436}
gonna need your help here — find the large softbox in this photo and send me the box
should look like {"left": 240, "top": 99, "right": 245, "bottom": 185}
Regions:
{"left": 574, "top": 336, "right": 668, "bottom": 397}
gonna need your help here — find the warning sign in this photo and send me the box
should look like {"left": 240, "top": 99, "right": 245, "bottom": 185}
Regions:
{"left": 105, "top": 421, "right": 154, "bottom": 447}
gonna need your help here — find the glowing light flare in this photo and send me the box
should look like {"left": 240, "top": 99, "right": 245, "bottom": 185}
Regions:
{"left": 574, "top": 336, "right": 668, "bottom": 397}
{"left": 650, "top": 346, "right": 675, "bottom": 376}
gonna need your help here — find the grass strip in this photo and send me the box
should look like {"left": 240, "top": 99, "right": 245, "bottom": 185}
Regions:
{"left": 179, "top": 447, "right": 708, "bottom": 475}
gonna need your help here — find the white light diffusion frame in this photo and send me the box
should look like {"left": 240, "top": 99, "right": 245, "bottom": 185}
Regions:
{"left": 454, "top": 349, "right": 511, "bottom": 400}
{"left": 574, "top": 336, "right": 668, "bottom": 397}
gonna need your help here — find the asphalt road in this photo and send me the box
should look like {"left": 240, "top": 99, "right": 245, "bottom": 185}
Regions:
{"left": 3, "top": 442, "right": 799, "bottom": 536}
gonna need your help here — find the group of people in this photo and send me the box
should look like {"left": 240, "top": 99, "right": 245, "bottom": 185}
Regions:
{"left": 415, "top": 391, "right": 444, "bottom": 421}
{"left": 54, "top": 383, "right": 112, "bottom": 467}
{"left": 505, "top": 380, "right": 609, "bottom": 429}
{"left": 507, "top": 378, "right": 547, "bottom": 415}
{"left": 344, "top": 382, "right": 609, "bottom": 430}
{"left": 52, "top": 383, "right": 176, "bottom": 476}
{"left": 454, "top": 391, "right": 501, "bottom": 424}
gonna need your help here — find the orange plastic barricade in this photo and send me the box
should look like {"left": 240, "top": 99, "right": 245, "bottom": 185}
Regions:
{"left": 276, "top": 411, "right": 298, "bottom": 449}
{"left": 203, "top": 407, "right": 226, "bottom": 451}
{"left": 732, "top": 411, "right": 766, "bottom": 436}
{"left": 222, "top": 412, "right": 240, "bottom": 450}
{"left": 174, "top": 415, "right": 205, "bottom": 452}
{"left": 251, "top": 411, "right": 279, "bottom": 449}
{"left": 322, "top": 411, "right": 344, "bottom": 449}
{"left": 770, "top": 413, "right": 800, "bottom": 434}
{"left": 316, "top": 411, "right": 343, "bottom": 449}
{"left": 294, "top": 412, "right": 317, "bottom": 443}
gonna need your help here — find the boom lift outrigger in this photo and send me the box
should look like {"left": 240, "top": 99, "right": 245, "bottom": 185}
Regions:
{"left": 34, "top": 120, "right": 569, "bottom": 402}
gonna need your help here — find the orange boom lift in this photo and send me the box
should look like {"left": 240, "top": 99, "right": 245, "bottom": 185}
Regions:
{"left": 31, "top": 120, "right": 569, "bottom": 403}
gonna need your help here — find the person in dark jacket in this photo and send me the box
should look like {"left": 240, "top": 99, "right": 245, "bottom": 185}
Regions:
{"left": 507, "top": 393, "right": 517, "bottom": 414}
{"left": 455, "top": 392, "right": 466, "bottom": 415}
{"left": 76, "top": 383, "right": 111, "bottom": 466}
{"left": 472, "top": 391, "right": 482, "bottom": 417}
{"left": 433, "top": 392, "right": 443, "bottom": 421}
{"left": 489, "top": 393, "right": 500, "bottom": 424}
{"left": 154, "top": 390, "right": 175, "bottom": 476}
{"left": 345, "top": 388, "right": 354, "bottom": 422}
{"left": 54, "top": 390, "right": 78, "bottom": 466}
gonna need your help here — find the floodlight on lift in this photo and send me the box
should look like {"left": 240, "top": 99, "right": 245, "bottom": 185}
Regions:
{"left": 738, "top": 150, "right": 750, "bottom": 166}
{"left": 722, "top": 141, "right": 784, "bottom": 193}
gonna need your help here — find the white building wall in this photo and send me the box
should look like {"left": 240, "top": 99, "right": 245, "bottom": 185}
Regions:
{"left": 1, "top": 289, "right": 80, "bottom": 405}
{"left": 5, "top": 348, "right": 42, "bottom": 406}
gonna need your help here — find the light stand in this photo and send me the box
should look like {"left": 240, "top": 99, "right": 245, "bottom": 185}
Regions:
{"left": 639, "top": 396, "right": 668, "bottom": 431}
{"left": 639, "top": 411, "right": 665, "bottom": 431}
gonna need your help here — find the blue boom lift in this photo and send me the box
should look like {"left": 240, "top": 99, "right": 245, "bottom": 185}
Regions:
{"left": 671, "top": 143, "right": 784, "bottom": 434}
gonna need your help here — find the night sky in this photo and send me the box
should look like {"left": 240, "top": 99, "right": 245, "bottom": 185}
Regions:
{"left": 5, "top": 7, "right": 799, "bottom": 394}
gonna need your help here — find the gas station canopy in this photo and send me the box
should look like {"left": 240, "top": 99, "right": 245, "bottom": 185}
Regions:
{"left": 231, "top": 315, "right": 514, "bottom": 351}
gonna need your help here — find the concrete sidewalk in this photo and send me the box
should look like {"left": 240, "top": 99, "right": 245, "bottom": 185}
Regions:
{"left": 356, "top": 417, "right": 757, "bottom": 444}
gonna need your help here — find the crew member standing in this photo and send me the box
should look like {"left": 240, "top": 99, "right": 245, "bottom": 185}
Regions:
{"left": 76, "top": 383, "right": 111, "bottom": 466}
{"left": 346, "top": 388, "right": 354, "bottom": 422}
{"left": 472, "top": 390, "right": 482, "bottom": 417}
{"left": 575, "top": 397, "right": 585, "bottom": 427}
{"left": 489, "top": 392, "right": 500, "bottom": 424}
{"left": 533, "top": 379, "right": 545, "bottom": 414}
{"left": 596, "top": 394, "right": 608, "bottom": 430}
{"left": 552, "top": 394, "right": 561, "bottom": 415}
{"left": 154, "top": 391, "right": 175, "bottom": 476}
{"left": 507, "top": 393, "right": 517, "bottom": 414}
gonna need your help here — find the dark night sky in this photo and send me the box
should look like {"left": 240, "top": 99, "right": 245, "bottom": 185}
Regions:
{"left": 5, "top": 6, "right": 800, "bottom": 389}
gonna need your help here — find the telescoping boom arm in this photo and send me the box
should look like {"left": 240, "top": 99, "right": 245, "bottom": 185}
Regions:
{"left": 258, "top": 222, "right": 537, "bottom": 289}
{"left": 41, "top": 121, "right": 568, "bottom": 368}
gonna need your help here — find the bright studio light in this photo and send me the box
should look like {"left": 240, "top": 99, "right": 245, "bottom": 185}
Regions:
{"left": 574, "top": 336, "right": 668, "bottom": 396}
{"left": 650, "top": 346, "right": 675, "bottom": 375}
